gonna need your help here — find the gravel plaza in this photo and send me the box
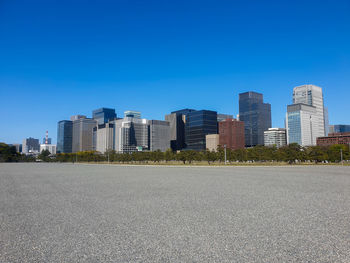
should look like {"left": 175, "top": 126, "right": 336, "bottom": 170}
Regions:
{"left": 1, "top": 163, "right": 350, "bottom": 262}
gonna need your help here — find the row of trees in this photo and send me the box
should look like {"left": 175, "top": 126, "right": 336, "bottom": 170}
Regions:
{"left": 54, "top": 144, "right": 350, "bottom": 164}
{"left": 1, "top": 143, "right": 349, "bottom": 164}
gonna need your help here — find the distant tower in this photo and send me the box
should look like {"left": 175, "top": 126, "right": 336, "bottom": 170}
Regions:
{"left": 45, "top": 131, "right": 49, "bottom": 144}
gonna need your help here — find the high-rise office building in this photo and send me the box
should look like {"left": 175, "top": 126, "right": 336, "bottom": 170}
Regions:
{"left": 113, "top": 117, "right": 149, "bottom": 153}
{"left": 148, "top": 120, "right": 170, "bottom": 152}
{"left": 286, "top": 104, "right": 318, "bottom": 146}
{"left": 57, "top": 120, "right": 73, "bottom": 153}
{"left": 93, "top": 123, "right": 114, "bottom": 153}
{"left": 239, "top": 91, "right": 271, "bottom": 147}
{"left": 124, "top": 110, "right": 141, "bottom": 119}
{"left": 329, "top": 125, "right": 350, "bottom": 134}
{"left": 286, "top": 85, "right": 326, "bottom": 146}
{"left": 165, "top": 109, "right": 196, "bottom": 151}
{"left": 185, "top": 110, "right": 218, "bottom": 151}
{"left": 264, "top": 128, "right": 287, "bottom": 148}
{"left": 217, "top": 114, "right": 234, "bottom": 122}
{"left": 292, "top": 85, "right": 325, "bottom": 137}
{"left": 93, "top": 108, "right": 116, "bottom": 125}
{"left": 72, "top": 118, "right": 97, "bottom": 152}
{"left": 22, "top": 137, "right": 40, "bottom": 154}
{"left": 219, "top": 118, "right": 245, "bottom": 150}
{"left": 42, "top": 137, "right": 52, "bottom": 144}
{"left": 70, "top": 115, "right": 86, "bottom": 121}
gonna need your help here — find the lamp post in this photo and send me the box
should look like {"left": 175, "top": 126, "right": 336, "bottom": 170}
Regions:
{"left": 340, "top": 148, "right": 343, "bottom": 165}
{"left": 224, "top": 144, "right": 227, "bottom": 165}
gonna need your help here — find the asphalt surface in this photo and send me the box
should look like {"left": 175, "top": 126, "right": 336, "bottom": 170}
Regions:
{"left": 1, "top": 163, "right": 350, "bottom": 262}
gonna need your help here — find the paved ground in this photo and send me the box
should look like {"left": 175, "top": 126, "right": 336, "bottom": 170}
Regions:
{"left": 0, "top": 163, "right": 350, "bottom": 262}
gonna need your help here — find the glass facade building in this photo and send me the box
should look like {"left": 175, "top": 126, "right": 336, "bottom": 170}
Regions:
{"left": 329, "top": 125, "right": 350, "bottom": 134}
{"left": 239, "top": 92, "right": 271, "bottom": 147}
{"left": 92, "top": 108, "right": 116, "bottom": 125}
{"left": 185, "top": 110, "right": 218, "bottom": 151}
{"left": 165, "top": 109, "right": 196, "bottom": 151}
{"left": 57, "top": 120, "right": 73, "bottom": 153}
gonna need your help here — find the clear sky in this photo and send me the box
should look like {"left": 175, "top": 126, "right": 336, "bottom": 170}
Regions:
{"left": 1, "top": 0, "right": 349, "bottom": 144}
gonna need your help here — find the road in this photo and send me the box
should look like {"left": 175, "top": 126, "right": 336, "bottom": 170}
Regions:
{"left": 1, "top": 163, "right": 350, "bottom": 262}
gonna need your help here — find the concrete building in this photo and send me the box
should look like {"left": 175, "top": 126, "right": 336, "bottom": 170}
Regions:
{"left": 93, "top": 123, "right": 114, "bottom": 153}
{"left": 70, "top": 115, "right": 86, "bottom": 121}
{"left": 286, "top": 104, "right": 318, "bottom": 146}
{"left": 40, "top": 144, "right": 57, "bottom": 154}
{"left": 329, "top": 125, "right": 350, "bottom": 134}
{"left": 72, "top": 118, "right": 97, "bottom": 152}
{"left": 317, "top": 132, "right": 350, "bottom": 147}
{"left": 113, "top": 117, "right": 149, "bottom": 153}
{"left": 57, "top": 120, "right": 73, "bottom": 153}
{"left": 185, "top": 110, "right": 218, "bottom": 151}
{"left": 93, "top": 108, "right": 116, "bottom": 125}
{"left": 22, "top": 137, "right": 40, "bottom": 154}
{"left": 219, "top": 118, "right": 245, "bottom": 150}
{"left": 165, "top": 109, "right": 195, "bottom": 151}
{"left": 264, "top": 128, "right": 287, "bottom": 148}
{"left": 217, "top": 114, "right": 233, "bottom": 122}
{"left": 148, "top": 120, "right": 170, "bottom": 152}
{"left": 239, "top": 91, "right": 271, "bottom": 147}
{"left": 124, "top": 110, "right": 141, "bottom": 119}
{"left": 292, "top": 84, "right": 326, "bottom": 138}
{"left": 206, "top": 134, "right": 220, "bottom": 152}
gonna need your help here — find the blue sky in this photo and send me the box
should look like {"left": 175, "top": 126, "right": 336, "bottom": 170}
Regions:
{"left": 1, "top": 0, "right": 349, "bottom": 144}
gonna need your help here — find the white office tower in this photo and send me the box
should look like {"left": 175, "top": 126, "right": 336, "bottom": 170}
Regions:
{"left": 40, "top": 144, "right": 57, "bottom": 154}
{"left": 264, "top": 128, "right": 287, "bottom": 148}
{"left": 286, "top": 104, "right": 319, "bottom": 146}
{"left": 292, "top": 85, "right": 325, "bottom": 138}
{"left": 114, "top": 117, "right": 149, "bottom": 153}
{"left": 93, "top": 123, "right": 114, "bottom": 153}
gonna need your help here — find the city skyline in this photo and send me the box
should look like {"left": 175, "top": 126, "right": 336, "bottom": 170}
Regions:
{"left": 1, "top": 1, "right": 350, "bottom": 144}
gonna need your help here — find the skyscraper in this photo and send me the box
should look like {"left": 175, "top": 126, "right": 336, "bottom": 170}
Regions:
{"left": 239, "top": 91, "right": 271, "bottom": 147}
{"left": 286, "top": 104, "right": 318, "bottom": 146}
{"left": 72, "top": 118, "right": 97, "bottom": 152}
{"left": 57, "top": 120, "right": 73, "bottom": 153}
{"left": 22, "top": 137, "right": 40, "bottom": 154}
{"left": 165, "top": 109, "right": 196, "bottom": 151}
{"left": 292, "top": 84, "right": 325, "bottom": 138}
{"left": 329, "top": 124, "right": 350, "bottom": 134}
{"left": 148, "top": 120, "right": 170, "bottom": 152}
{"left": 92, "top": 108, "right": 116, "bottom": 125}
{"left": 93, "top": 123, "right": 114, "bottom": 153}
{"left": 185, "top": 110, "right": 218, "bottom": 151}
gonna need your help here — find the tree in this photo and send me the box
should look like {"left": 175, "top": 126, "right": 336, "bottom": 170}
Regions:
{"left": 38, "top": 149, "right": 51, "bottom": 162}
{"left": 164, "top": 149, "right": 174, "bottom": 162}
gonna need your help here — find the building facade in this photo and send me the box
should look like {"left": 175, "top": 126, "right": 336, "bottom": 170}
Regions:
{"left": 93, "top": 123, "right": 114, "bottom": 153}
{"left": 72, "top": 118, "right": 97, "bottom": 152}
{"left": 329, "top": 125, "right": 350, "bottom": 134}
{"left": 239, "top": 91, "right": 271, "bottom": 147}
{"left": 206, "top": 134, "right": 220, "bottom": 152}
{"left": 217, "top": 114, "right": 234, "bottom": 122}
{"left": 264, "top": 128, "right": 287, "bottom": 148}
{"left": 292, "top": 84, "right": 325, "bottom": 138}
{"left": 57, "top": 120, "right": 73, "bottom": 153}
{"left": 218, "top": 118, "right": 245, "bottom": 150}
{"left": 317, "top": 132, "right": 350, "bottom": 146}
{"left": 148, "top": 120, "right": 170, "bottom": 152}
{"left": 22, "top": 137, "right": 40, "bottom": 154}
{"left": 124, "top": 110, "right": 141, "bottom": 119}
{"left": 185, "top": 110, "right": 218, "bottom": 151}
{"left": 165, "top": 109, "right": 195, "bottom": 151}
{"left": 93, "top": 108, "right": 116, "bottom": 125}
{"left": 40, "top": 144, "right": 57, "bottom": 154}
{"left": 286, "top": 104, "right": 318, "bottom": 146}
{"left": 114, "top": 117, "right": 149, "bottom": 153}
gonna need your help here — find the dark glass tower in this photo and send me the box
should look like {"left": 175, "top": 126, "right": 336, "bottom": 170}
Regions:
{"left": 92, "top": 108, "right": 116, "bottom": 125}
{"left": 57, "top": 120, "right": 73, "bottom": 153}
{"left": 185, "top": 110, "right": 218, "bottom": 151}
{"left": 239, "top": 92, "right": 271, "bottom": 147}
{"left": 165, "top": 109, "right": 196, "bottom": 151}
